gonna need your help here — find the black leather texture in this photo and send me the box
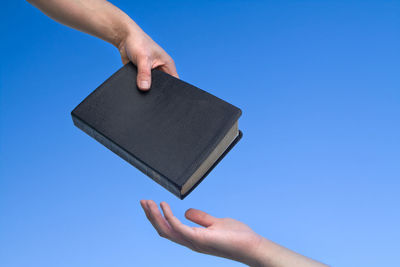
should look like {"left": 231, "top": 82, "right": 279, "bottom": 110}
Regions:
{"left": 71, "top": 63, "right": 242, "bottom": 199}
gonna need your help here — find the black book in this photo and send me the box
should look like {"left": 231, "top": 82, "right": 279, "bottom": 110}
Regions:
{"left": 71, "top": 63, "right": 242, "bottom": 199}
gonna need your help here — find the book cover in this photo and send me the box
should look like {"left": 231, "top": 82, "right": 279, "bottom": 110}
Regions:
{"left": 71, "top": 63, "right": 242, "bottom": 199}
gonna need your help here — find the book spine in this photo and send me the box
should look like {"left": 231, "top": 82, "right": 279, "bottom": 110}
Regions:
{"left": 71, "top": 114, "right": 182, "bottom": 199}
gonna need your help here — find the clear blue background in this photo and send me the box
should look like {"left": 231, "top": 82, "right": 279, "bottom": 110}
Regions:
{"left": 1, "top": 1, "right": 399, "bottom": 266}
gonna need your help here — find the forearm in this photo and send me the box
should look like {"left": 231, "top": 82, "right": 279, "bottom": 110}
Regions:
{"left": 27, "top": 0, "right": 140, "bottom": 48}
{"left": 250, "top": 237, "right": 328, "bottom": 267}
{"left": 244, "top": 238, "right": 327, "bottom": 267}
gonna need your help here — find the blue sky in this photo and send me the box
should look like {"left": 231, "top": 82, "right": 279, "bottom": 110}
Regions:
{"left": 1, "top": 1, "right": 399, "bottom": 266}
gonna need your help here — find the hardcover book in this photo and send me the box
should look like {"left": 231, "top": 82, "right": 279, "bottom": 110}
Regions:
{"left": 71, "top": 63, "right": 242, "bottom": 199}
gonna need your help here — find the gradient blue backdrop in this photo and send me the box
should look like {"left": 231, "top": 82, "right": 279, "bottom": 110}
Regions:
{"left": 1, "top": 1, "right": 399, "bottom": 266}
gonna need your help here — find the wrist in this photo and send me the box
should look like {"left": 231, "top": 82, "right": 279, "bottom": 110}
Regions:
{"left": 247, "top": 237, "right": 291, "bottom": 267}
{"left": 248, "top": 237, "right": 276, "bottom": 267}
{"left": 113, "top": 19, "right": 142, "bottom": 50}
{"left": 235, "top": 236, "right": 272, "bottom": 267}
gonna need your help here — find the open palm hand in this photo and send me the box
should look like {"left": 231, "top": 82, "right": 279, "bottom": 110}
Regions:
{"left": 140, "top": 200, "right": 263, "bottom": 266}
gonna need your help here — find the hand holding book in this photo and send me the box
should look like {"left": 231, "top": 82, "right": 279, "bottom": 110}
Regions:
{"left": 27, "top": 0, "right": 178, "bottom": 90}
{"left": 140, "top": 200, "right": 328, "bottom": 267}
{"left": 118, "top": 28, "right": 179, "bottom": 90}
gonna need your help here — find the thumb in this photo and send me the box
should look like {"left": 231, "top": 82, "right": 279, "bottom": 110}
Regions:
{"left": 185, "top": 208, "right": 217, "bottom": 227}
{"left": 136, "top": 57, "right": 152, "bottom": 91}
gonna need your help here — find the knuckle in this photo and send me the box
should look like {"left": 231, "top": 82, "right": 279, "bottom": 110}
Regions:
{"left": 137, "top": 53, "right": 151, "bottom": 63}
{"left": 170, "top": 223, "right": 179, "bottom": 231}
{"left": 135, "top": 49, "right": 149, "bottom": 58}
{"left": 160, "top": 232, "right": 167, "bottom": 238}
{"left": 190, "top": 244, "right": 203, "bottom": 253}
{"left": 166, "top": 57, "right": 175, "bottom": 67}
{"left": 138, "top": 68, "right": 151, "bottom": 76}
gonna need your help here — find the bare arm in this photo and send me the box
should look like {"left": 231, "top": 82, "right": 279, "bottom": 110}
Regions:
{"left": 27, "top": 0, "right": 178, "bottom": 90}
{"left": 141, "top": 200, "right": 328, "bottom": 267}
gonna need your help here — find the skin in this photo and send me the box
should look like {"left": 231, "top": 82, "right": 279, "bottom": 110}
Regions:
{"left": 140, "top": 200, "right": 328, "bottom": 267}
{"left": 27, "top": 0, "right": 178, "bottom": 90}
{"left": 27, "top": 1, "right": 328, "bottom": 265}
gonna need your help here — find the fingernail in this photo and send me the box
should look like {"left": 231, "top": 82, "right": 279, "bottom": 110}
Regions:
{"left": 140, "top": 80, "right": 150, "bottom": 89}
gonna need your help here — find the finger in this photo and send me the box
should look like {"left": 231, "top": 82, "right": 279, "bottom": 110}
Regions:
{"left": 140, "top": 199, "right": 150, "bottom": 218}
{"left": 140, "top": 200, "right": 158, "bottom": 227}
{"left": 121, "top": 56, "right": 129, "bottom": 65}
{"left": 136, "top": 57, "right": 152, "bottom": 91}
{"left": 158, "top": 64, "right": 179, "bottom": 79}
{"left": 120, "top": 51, "right": 130, "bottom": 65}
{"left": 140, "top": 200, "right": 171, "bottom": 238}
{"left": 160, "top": 202, "right": 195, "bottom": 239}
{"left": 185, "top": 208, "right": 217, "bottom": 228}
{"left": 140, "top": 200, "right": 154, "bottom": 223}
{"left": 157, "top": 58, "right": 179, "bottom": 79}
{"left": 146, "top": 200, "right": 173, "bottom": 238}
